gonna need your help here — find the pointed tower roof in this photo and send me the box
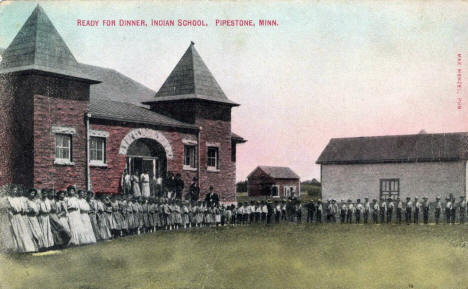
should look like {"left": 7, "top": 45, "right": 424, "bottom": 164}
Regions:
{"left": 143, "top": 42, "right": 238, "bottom": 106}
{"left": 0, "top": 5, "right": 97, "bottom": 82}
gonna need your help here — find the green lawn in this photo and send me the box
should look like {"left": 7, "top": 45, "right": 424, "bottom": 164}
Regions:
{"left": 2, "top": 224, "right": 468, "bottom": 289}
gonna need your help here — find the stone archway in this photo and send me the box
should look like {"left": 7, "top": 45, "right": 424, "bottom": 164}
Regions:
{"left": 118, "top": 128, "right": 174, "bottom": 159}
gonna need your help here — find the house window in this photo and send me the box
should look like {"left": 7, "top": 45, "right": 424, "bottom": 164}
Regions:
{"left": 90, "top": 137, "right": 106, "bottom": 165}
{"left": 55, "top": 134, "right": 72, "bottom": 163}
{"left": 271, "top": 185, "right": 280, "bottom": 198}
{"left": 184, "top": 145, "right": 197, "bottom": 169}
{"left": 207, "top": 147, "right": 219, "bottom": 170}
{"left": 283, "top": 185, "right": 297, "bottom": 198}
{"left": 380, "top": 179, "right": 400, "bottom": 200}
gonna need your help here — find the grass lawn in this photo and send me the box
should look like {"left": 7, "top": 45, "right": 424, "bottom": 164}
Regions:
{"left": 2, "top": 224, "right": 468, "bottom": 289}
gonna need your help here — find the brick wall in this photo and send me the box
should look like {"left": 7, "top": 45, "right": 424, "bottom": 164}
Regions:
{"left": 321, "top": 161, "right": 467, "bottom": 201}
{"left": 33, "top": 94, "right": 88, "bottom": 190}
{"left": 89, "top": 121, "right": 198, "bottom": 195}
{"left": 195, "top": 103, "right": 235, "bottom": 201}
{"left": 149, "top": 101, "right": 237, "bottom": 201}
{"left": 0, "top": 72, "right": 91, "bottom": 189}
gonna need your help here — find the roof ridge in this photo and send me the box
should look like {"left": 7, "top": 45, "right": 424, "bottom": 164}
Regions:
{"left": 330, "top": 131, "right": 468, "bottom": 141}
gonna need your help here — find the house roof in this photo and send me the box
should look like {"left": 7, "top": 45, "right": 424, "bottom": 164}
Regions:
{"left": 249, "top": 166, "right": 300, "bottom": 180}
{"left": 79, "top": 63, "right": 155, "bottom": 107}
{"left": 316, "top": 132, "right": 468, "bottom": 164}
{"left": 143, "top": 42, "right": 238, "bottom": 106}
{"left": 88, "top": 98, "right": 198, "bottom": 130}
{"left": 232, "top": 132, "right": 246, "bottom": 143}
{"left": 0, "top": 5, "right": 97, "bottom": 83}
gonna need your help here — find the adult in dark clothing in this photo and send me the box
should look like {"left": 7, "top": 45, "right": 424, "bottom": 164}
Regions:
{"left": 204, "top": 186, "right": 219, "bottom": 207}
{"left": 174, "top": 173, "right": 185, "bottom": 200}
{"left": 306, "top": 201, "right": 315, "bottom": 223}
{"left": 185, "top": 177, "right": 200, "bottom": 202}
{"left": 163, "top": 172, "right": 175, "bottom": 199}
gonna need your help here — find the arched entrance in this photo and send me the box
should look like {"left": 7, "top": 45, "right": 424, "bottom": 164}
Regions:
{"left": 126, "top": 138, "right": 167, "bottom": 179}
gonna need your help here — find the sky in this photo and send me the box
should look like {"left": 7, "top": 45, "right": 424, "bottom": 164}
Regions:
{"left": 1, "top": 1, "right": 467, "bottom": 182}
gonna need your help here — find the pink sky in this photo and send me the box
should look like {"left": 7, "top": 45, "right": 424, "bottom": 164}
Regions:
{"left": 1, "top": 1, "right": 467, "bottom": 181}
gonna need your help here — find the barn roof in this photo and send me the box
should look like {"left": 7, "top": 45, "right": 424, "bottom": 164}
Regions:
{"left": 248, "top": 166, "right": 300, "bottom": 180}
{"left": 316, "top": 132, "right": 468, "bottom": 164}
{"left": 143, "top": 42, "right": 239, "bottom": 106}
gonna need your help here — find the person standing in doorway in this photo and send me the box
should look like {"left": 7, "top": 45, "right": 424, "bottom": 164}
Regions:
{"left": 140, "top": 170, "right": 151, "bottom": 198}
{"left": 131, "top": 170, "right": 141, "bottom": 197}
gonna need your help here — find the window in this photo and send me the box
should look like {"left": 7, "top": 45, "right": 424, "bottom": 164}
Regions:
{"left": 207, "top": 147, "right": 219, "bottom": 170}
{"left": 283, "top": 185, "right": 297, "bottom": 198}
{"left": 55, "top": 134, "right": 72, "bottom": 163}
{"left": 90, "top": 137, "right": 106, "bottom": 165}
{"left": 184, "top": 145, "right": 197, "bottom": 169}
{"left": 380, "top": 179, "right": 400, "bottom": 200}
{"left": 271, "top": 185, "right": 280, "bottom": 198}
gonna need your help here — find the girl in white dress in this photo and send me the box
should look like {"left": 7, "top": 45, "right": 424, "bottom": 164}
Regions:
{"left": 78, "top": 190, "right": 96, "bottom": 244}
{"left": 66, "top": 186, "right": 83, "bottom": 245}
{"left": 140, "top": 171, "right": 150, "bottom": 198}
{"left": 0, "top": 189, "right": 18, "bottom": 252}
{"left": 38, "top": 191, "right": 54, "bottom": 248}
{"left": 25, "top": 189, "right": 45, "bottom": 250}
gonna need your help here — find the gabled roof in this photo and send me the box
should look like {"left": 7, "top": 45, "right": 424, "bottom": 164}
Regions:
{"left": 0, "top": 5, "right": 96, "bottom": 83}
{"left": 88, "top": 98, "right": 197, "bottom": 130}
{"left": 248, "top": 166, "right": 300, "bottom": 180}
{"left": 143, "top": 42, "right": 238, "bottom": 106}
{"left": 316, "top": 132, "right": 468, "bottom": 165}
{"left": 79, "top": 63, "right": 155, "bottom": 107}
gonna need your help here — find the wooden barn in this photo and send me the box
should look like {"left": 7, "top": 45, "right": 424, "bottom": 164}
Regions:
{"left": 247, "top": 166, "right": 300, "bottom": 198}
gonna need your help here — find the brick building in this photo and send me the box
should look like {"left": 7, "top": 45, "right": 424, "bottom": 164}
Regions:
{"left": 316, "top": 132, "right": 468, "bottom": 201}
{"left": 0, "top": 6, "right": 246, "bottom": 201}
{"left": 247, "top": 166, "right": 300, "bottom": 198}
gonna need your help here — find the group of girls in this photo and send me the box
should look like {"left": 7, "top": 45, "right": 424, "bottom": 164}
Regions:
{"left": 0, "top": 185, "right": 234, "bottom": 253}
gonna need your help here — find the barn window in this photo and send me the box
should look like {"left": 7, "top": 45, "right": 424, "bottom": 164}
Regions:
{"left": 380, "top": 179, "right": 400, "bottom": 200}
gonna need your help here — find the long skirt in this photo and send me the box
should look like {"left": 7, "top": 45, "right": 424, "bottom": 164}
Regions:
{"left": 59, "top": 216, "right": 71, "bottom": 235}
{"left": 143, "top": 213, "right": 150, "bottom": 227}
{"left": 0, "top": 213, "right": 18, "bottom": 252}
{"left": 89, "top": 213, "right": 101, "bottom": 241}
{"left": 97, "top": 213, "right": 112, "bottom": 239}
{"left": 183, "top": 213, "right": 190, "bottom": 225}
{"left": 28, "top": 216, "right": 45, "bottom": 249}
{"left": 38, "top": 215, "right": 54, "bottom": 248}
{"left": 127, "top": 213, "right": 136, "bottom": 230}
{"left": 105, "top": 212, "right": 117, "bottom": 230}
{"left": 157, "top": 213, "right": 164, "bottom": 227}
{"left": 132, "top": 183, "right": 141, "bottom": 197}
{"left": 141, "top": 183, "right": 150, "bottom": 198}
{"left": 215, "top": 214, "right": 221, "bottom": 223}
{"left": 175, "top": 213, "right": 182, "bottom": 225}
{"left": 79, "top": 213, "right": 96, "bottom": 244}
{"left": 113, "top": 211, "right": 124, "bottom": 230}
{"left": 138, "top": 213, "right": 144, "bottom": 227}
{"left": 195, "top": 213, "right": 203, "bottom": 224}
{"left": 49, "top": 214, "right": 71, "bottom": 247}
{"left": 12, "top": 215, "right": 37, "bottom": 252}
{"left": 149, "top": 213, "right": 154, "bottom": 227}
{"left": 120, "top": 213, "right": 129, "bottom": 231}
{"left": 67, "top": 211, "right": 83, "bottom": 245}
